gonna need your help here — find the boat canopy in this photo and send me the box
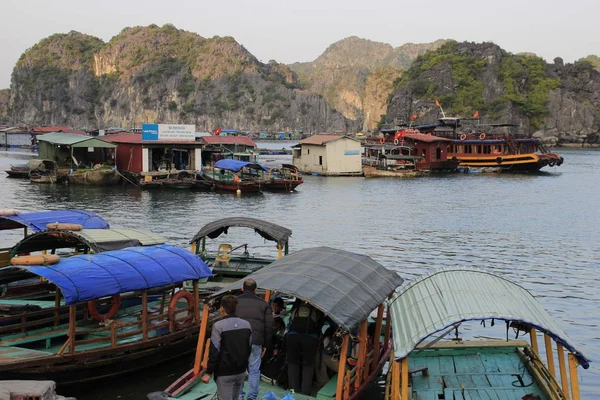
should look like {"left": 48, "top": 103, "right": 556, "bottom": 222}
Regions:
{"left": 0, "top": 210, "right": 110, "bottom": 232}
{"left": 213, "top": 159, "right": 267, "bottom": 172}
{"left": 26, "top": 159, "right": 57, "bottom": 170}
{"left": 389, "top": 267, "right": 590, "bottom": 368}
{"left": 10, "top": 228, "right": 166, "bottom": 255}
{"left": 212, "top": 247, "right": 404, "bottom": 331}
{"left": 0, "top": 244, "right": 212, "bottom": 305}
{"left": 190, "top": 217, "right": 292, "bottom": 246}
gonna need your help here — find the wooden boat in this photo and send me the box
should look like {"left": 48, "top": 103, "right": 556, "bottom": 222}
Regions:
{"left": 264, "top": 164, "right": 304, "bottom": 191}
{"left": 27, "top": 160, "right": 65, "bottom": 184}
{"left": 67, "top": 167, "right": 121, "bottom": 185}
{"left": 421, "top": 117, "right": 564, "bottom": 172}
{"left": 0, "top": 210, "right": 109, "bottom": 267}
{"left": 140, "top": 171, "right": 196, "bottom": 190}
{"left": 5, "top": 164, "right": 30, "bottom": 178}
{"left": 204, "top": 159, "right": 267, "bottom": 193}
{"left": 0, "top": 244, "right": 212, "bottom": 384}
{"left": 190, "top": 217, "right": 292, "bottom": 288}
{"left": 149, "top": 246, "right": 404, "bottom": 400}
{"left": 385, "top": 268, "right": 589, "bottom": 400}
{"left": 363, "top": 150, "right": 427, "bottom": 178}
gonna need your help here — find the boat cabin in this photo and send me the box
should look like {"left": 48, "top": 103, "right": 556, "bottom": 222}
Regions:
{"left": 154, "top": 246, "right": 404, "bottom": 400}
{"left": 385, "top": 268, "right": 589, "bottom": 400}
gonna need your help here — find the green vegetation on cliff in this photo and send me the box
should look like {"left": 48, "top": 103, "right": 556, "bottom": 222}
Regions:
{"left": 578, "top": 55, "right": 600, "bottom": 72}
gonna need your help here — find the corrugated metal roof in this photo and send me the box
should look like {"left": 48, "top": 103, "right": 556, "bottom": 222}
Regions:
{"left": 299, "top": 134, "right": 358, "bottom": 146}
{"left": 389, "top": 267, "right": 590, "bottom": 367}
{"left": 37, "top": 132, "right": 116, "bottom": 148}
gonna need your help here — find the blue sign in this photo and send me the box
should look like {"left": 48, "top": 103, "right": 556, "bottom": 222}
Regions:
{"left": 142, "top": 124, "right": 159, "bottom": 141}
{"left": 344, "top": 150, "right": 360, "bottom": 155}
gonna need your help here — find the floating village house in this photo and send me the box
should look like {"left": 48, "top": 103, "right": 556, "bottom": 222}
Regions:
{"left": 0, "top": 126, "right": 85, "bottom": 148}
{"left": 104, "top": 133, "right": 203, "bottom": 174}
{"left": 292, "top": 134, "right": 362, "bottom": 176}
{"left": 37, "top": 132, "right": 117, "bottom": 168}
{"left": 401, "top": 132, "right": 456, "bottom": 170}
{"left": 199, "top": 135, "right": 258, "bottom": 164}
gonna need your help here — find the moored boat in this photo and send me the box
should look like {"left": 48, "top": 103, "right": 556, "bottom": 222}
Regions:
{"left": 27, "top": 159, "right": 65, "bottom": 184}
{"left": 264, "top": 164, "right": 304, "bottom": 191}
{"left": 0, "top": 244, "right": 212, "bottom": 384}
{"left": 385, "top": 267, "right": 589, "bottom": 400}
{"left": 5, "top": 164, "right": 30, "bottom": 179}
{"left": 190, "top": 217, "right": 292, "bottom": 288}
{"left": 204, "top": 159, "right": 267, "bottom": 193}
{"left": 148, "top": 246, "right": 404, "bottom": 400}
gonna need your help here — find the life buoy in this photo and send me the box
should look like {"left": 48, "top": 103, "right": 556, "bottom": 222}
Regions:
{"left": 0, "top": 209, "right": 19, "bottom": 216}
{"left": 379, "top": 137, "right": 385, "bottom": 144}
{"left": 88, "top": 294, "right": 121, "bottom": 322}
{"left": 11, "top": 254, "right": 60, "bottom": 266}
{"left": 479, "top": 133, "right": 486, "bottom": 140}
{"left": 46, "top": 223, "right": 83, "bottom": 231}
{"left": 496, "top": 157, "right": 503, "bottom": 164}
{"left": 168, "top": 290, "right": 195, "bottom": 329}
{"left": 393, "top": 139, "right": 399, "bottom": 145}
{"left": 460, "top": 134, "right": 467, "bottom": 141}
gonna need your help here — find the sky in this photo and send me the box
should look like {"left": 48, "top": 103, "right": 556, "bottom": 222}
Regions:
{"left": 1, "top": 0, "right": 599, "bottom": 88}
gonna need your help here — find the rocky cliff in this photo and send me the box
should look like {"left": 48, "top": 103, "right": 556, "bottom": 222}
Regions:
{"left": 288, "top": 37, "right": 447, "bottom": 131}
{"left": 385, "top": 41, "right": 600, "bottom": 144}
{"left": 8, "top": 25, "right": 353, "bottom": 132}
{"left": 0, "top": 89, "right": 9, "bottom": 122}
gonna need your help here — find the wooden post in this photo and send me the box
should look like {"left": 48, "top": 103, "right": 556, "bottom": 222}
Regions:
{"left": 372, "top": 304, "right": 384, "bottom": 372}
{"left": 568, "top": 353, "right": 580, "bottom": 400}
{"left": 335, "top": 335, "right": 349, "bottom": 400}
{"left": 191, "top": 241, "right": 197, "bottom": 254}
{"left": 277, "top": 244, "right": 283, "bottom": 259}
{"left": 193, "top": 281, "right": 200, "bottom": 323}
{"left": 391, "top": 360, "right": 400, "bottom": 400}
{"left": 193, "top": 304, "right": 211, "bottom": 375}
{"left": 401, "top": 357, "right": 409, "bottom": 400}
{"left": 529, "top": 327, "right": 539, "bottom": 354}
{"left": 142, "top": 290, "right": 148, "bottom": 341}
{"left": 264, "top": 289, "right": 271, "bottom": 303}
{"left": 544, "top": 334, "right": 555, "bottom": 378}
{"left": 110, "top": 322, "right": 117, "bottom": 347}
{"left": 355, "top": 320, "right": 367, "bottom": 388}
{"left": 54, "top": 289, "right": 61, "bottom": 326}
{"left": 68, "top": 305, "right": 76, "bottom": 354}
{"left": 284, "top": 242, "right": 289, "bottom": 255}
{"left": 557, "top": 343, "right": 570, "bottom": 399}
{"left": 201, "top": 338, "right": 211, "bottom": 369}
{"left": 201, "top": 238, "right": 206, "bottom": 255}
{"left": 384, "top": 297, "right": 392, "bottom": 353}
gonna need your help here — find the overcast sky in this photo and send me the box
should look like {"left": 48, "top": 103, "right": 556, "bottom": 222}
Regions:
{"left": 1, "top": 0, "right": 599, "bottom": 88}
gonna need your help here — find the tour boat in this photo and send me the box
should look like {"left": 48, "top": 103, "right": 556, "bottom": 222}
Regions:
{"left": 0, "top": 244, "right": 212, "bottom": 384}
{"left": 263, "top": 164, "right": 304, "bottom": 191}
{"left": 148, "top": 246, "right": 404, "bottom": 400}
{"left": 385, "top": 267, "right": 589, "bottom": 400}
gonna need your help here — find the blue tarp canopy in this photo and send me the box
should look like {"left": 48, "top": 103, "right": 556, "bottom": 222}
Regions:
{"left": 2, "top": 244, "right": 212, "bottom": 305}
{"left": 0, "top": 210, "right": 109, "bottom": 232}
{"left": 214, "top": 159, "right": 267, "bottom": 172}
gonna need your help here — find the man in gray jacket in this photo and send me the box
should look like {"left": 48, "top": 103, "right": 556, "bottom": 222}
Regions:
{"left": 236, "top": 279, "right": 274, "bottom": 400}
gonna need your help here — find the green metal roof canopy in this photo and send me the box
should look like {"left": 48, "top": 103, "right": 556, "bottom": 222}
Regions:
{"left": 389, "top": 267, "right": 590, "bottom": 368}
{"left": 10, "top": 228, "right": 166, "bottom": 255}
{"left": 37, "top": 132, "right": 116, "bottom": 148}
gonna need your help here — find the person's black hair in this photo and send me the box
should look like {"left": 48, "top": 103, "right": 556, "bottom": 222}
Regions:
{"left": 273, "top": 297, "right": 284, "bottom": 306}
{"left": 221, "top": 295, "right": 238, "bottom": 314}
{"left": 243, "top": 279, "right": 257, "bottom": 292}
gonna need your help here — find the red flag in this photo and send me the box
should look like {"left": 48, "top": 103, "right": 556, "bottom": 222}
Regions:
{"left": 394, "top": 130, "right": 406, "bottom": 140}
{"left": 435, "top": 99, "right": 440, "bottom": 107}
{"left": 409, "top": 113, "right": 417, "bottom": 121}
{"left": 214, "top": 127, "right": 222, "bottom": 135}
{"left": 472, "top": 110, "right": 479, "bottom": 118}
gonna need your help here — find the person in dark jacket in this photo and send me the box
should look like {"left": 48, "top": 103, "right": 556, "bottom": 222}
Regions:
{"left": 236, "top": 279, "right": 274, "bottom": 400}
{"left": 202, "top": 295, "right": 252, "bottom": 400}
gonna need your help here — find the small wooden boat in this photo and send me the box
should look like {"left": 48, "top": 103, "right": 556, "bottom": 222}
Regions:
{"left": 190, "top": 217, "right": 292, "bottom": 287}
{"left": 5, "top": 164, "right": 30, "bottom": 178}
{"left": 205, "top": 159, "right": 268, "bottom": 193}
{"left": 0, "top": 210, "right": 109, "bottom": 267}
{"left": 67, "top": 167, "right": 121, "bottom": 185}
{"left": 363, "top": 153, "right": 427, "bottom": 178}
{"left": 149, "top": 246, "right": 404, "bottom": 400}
{"left": 0, "top": 244, "right": 212, "bottom": 384}
{"left": 27, "top": 160, "right": 64, "bottom": 184}
{"left": 385, "top": 268, "right": 589, "bottom": 400}
{"left": 264, "top": 164, "right": 304, "bottom": 191}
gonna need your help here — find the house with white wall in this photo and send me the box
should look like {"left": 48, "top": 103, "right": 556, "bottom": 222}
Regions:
{"left": 292, "top": 134, "right": 362, "bottom": 176}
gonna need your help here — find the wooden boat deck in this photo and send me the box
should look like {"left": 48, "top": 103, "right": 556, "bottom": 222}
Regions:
{"left": 0, "top": 346, "right": 52, "bottom": 363}
{"left": 409, "top": 346, "right": 548, "bottom": 400}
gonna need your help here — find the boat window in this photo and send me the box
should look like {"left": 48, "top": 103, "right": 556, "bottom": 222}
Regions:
{"left": 477, "top": 145, "right": 482, "bottom": 154}
{"left": 465, "top": 145, "right": 472, "bottom": 154}
{"left": 421, "top": 149, "right": 427, "bottom": 159}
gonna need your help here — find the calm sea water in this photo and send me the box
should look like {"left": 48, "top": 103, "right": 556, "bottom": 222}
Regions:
{"left": 0, "top": 144, "right": 598, "bottom": 399}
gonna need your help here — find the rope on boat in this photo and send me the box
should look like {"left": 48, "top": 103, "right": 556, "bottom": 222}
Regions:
{"left": 116, "top": 170, "right": 140, "bottom": 188}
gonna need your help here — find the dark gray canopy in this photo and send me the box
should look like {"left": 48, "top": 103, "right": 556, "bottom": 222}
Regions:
{"left": 190, "top": 217, "right": 292, "bottom": 246}
{"left": 213, "top": 247, "right": 403, "bottom": 331}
